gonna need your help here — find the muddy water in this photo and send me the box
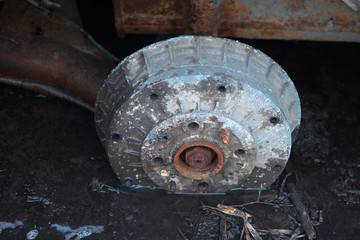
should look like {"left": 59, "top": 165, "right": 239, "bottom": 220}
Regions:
{"left": 1, "top": 36, "right": 360, "bottom": 239}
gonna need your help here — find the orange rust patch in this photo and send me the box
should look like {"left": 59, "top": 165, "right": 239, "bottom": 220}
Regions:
{"left": 220, "top": 129, "right": 230, "bottom": 144}
{"left": 174, "top": 142, "right": 224, "bottom": 180}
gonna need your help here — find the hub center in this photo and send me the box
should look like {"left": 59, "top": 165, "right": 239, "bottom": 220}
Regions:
{"left": 184, "top": 146, "right": 215, "bottom": 169}
{"left": 173, "top": 142, "right": 224, "bottom": 180}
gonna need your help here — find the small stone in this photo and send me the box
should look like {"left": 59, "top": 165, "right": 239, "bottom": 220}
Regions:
{"left": 26, "top": 229, "right": 39, "bottom": 240}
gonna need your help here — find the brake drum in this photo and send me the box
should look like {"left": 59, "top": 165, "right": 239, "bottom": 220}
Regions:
{"left": 95, "top": 36, "right": 301, "bottom": 193}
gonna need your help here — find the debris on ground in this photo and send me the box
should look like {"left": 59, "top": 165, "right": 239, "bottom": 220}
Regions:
{"left": 50, "top": 224, "right": 104, "bottom": 240}
{"left": 200, "top": 181, "right": 319, "bottom": 240}
{"left": 26, "top": 196, "right": 52, "bottom": 205}
{"left": 0, "top": 221, "right": 24, "bottom": 233}
{"left": 26, "top": 229, "right": 39, "bottom": 240}
{"left": 287, "top": 183, "right": 316, "bottom": 240}
{"left": 89, "top": 178, "right": 130, "bottom": 195}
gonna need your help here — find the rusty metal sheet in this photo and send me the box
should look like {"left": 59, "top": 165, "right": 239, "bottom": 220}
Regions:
{"left": 0, "top": 0, "right": 118, "bottom": 105}
{"left": 114, "top": 0, "right": 360, "bottom": 42}
{"left": 114, "top": 0, "right": 188, "bottom": 37}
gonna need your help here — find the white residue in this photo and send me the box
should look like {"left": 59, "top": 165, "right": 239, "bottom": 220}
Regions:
{"left": 0, "top": 220, "right": 24, "bottom": 233}
{"left": 51, "top": 224, "right": 104, "bottom": 240}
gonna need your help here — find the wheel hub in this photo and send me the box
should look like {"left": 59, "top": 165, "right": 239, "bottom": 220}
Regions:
{"left": 95, "top": 36, "right": 301, "bottom": 193}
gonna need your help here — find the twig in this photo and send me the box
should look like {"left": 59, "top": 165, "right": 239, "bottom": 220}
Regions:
{"left": 209, "top": 212, "right": 238, "bottom": 227}
{"left": 41, "top": 0, "right": 61, "bottom": 9}
{"left": 240, "top": 226, "right": 245, "bottom": 240}
{"left": 244, "top": 224, "right": 251, "bottom": 240}
{"left": 177, "top": 226, "right": 188, "bottom": 240}
{"left": 205, "top": 204, "right": 251, "bottom": 219}
{"left": 231, "top": 185, "right": 293, "bottom": 208}
{"left": 0, "top": 36, "right": 19, "bottom": 45}
{"left": 289, "top": 227, "right": 302, "bottom": 240}
{"left": 232, "top": 201, "right": 293, "bottom": 208}
{"left": 257, "top": 228, "right": 293, "bottom": 235}
{"left": 89, "top": 179, "right": 142, "bottom": 197}
{"left": 244, "top": 221, "right": 262, "bottom": 240}
{"left": 219, "top": 217, "right": 227, "bottom": 240}
{"left": 287, "top": 183, "right": 316, "bottom": 240}
{"left": 205, "top": 204, "right": 262, "bottom": 240}
{"left": 25, "top": 0, "right": 47, "bottom": 11}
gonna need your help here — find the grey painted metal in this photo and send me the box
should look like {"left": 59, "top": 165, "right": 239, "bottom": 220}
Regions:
{"left": 95, "top": 36, "right": 301, "bottom": 193}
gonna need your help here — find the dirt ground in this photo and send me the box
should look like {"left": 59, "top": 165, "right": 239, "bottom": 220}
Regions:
{"left": 1, "top": 2, "right": 360, "bottom": 239}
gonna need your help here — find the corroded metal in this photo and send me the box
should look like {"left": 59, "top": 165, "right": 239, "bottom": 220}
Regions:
{"left": 184, "top": 147, "right": 214, "bottom": 169}
{"left": 187, "top": 0, "right": 224, "bottom": 36}
{"left": 0, "top": 0, "right": 118, "bottom": 106}
{"left": 174, "top": 141, "right": 224, "bottom": 181}
{"left": 114, "top": 0, "right": 360, "bottom": 42}
{"left": 95, "top": 36, "right": 301, "bottom": 193}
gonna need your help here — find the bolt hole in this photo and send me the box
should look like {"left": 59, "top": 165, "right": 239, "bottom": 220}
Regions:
{"left": 217, "top": 85, "right": 226, "bottom": 93}
{"left": 198, "top": 182, "right": 209, "bottom": 191}
{"left": 234, "top": 149, "right": 245, "bottom": 158}
{"left": 149, "top": 93, "right": 158, "bottom": 100}
{"left": 159, "top": 135, "right": 170, "bottom": 143}
{"left": 111, "top": 132, "right": 122, "bottom": 142}
{"left": 124, "top": 177, "right": 133, "bottom": 186}
{"left": 188, "top": 122, "right": 199, "bottom": 131}
{"left": 236, "top": 162, "right": 244, "bottom": 167}
{"left": 153, "top": 157, "right": 164, "bottom": 166}
{"left": 273, "top": 165, "right": 282, "bottom": 171}
{"left": 270, "top": 117, "right": 280, "bottom": 124}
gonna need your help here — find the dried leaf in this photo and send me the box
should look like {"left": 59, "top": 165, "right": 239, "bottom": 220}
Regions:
{"left": 275, "top": 229, "right": 293, "bottom": 235}
{"left": 244, "top": 221, "right": 262, "bottom": 240}
{"left": 240, "top": 227, "right": 245, "bottom": 240}
{"left": 215, "top": 204, "right": 252, "bottom": 218}
{"left": 206, "top": 204, "right": 262, "bottom": 240}
{"left": 289, "top": 227, "right": 302, "bottom": 240}
{"left": 244, "top": 224, "right": 251, "bottom": 240}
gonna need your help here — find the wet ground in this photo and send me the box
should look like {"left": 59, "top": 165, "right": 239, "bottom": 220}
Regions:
{"left": 1, "top": 2, "right": 360, "bottom": 239}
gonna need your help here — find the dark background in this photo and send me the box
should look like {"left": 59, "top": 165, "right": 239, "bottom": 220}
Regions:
{"left": 0, "top": 0, "right": 359, "bottom": 239}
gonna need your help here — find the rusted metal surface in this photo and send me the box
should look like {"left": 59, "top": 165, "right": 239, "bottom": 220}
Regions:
{"left": 184, "top": 146, "right": 214, "bottom": 169}
{"left": 95, "top": 36, "right": 301, "bottom": 193}
{"left": 113, "top": 0, "right": 187, "bottom": 37}
{"left": 174, "top": 143, "right": 224, "bottom": 180}
{"left": 114, "top": 0, "right": 360, "bottom": 42}
{"left": 0, "top": 0, "right": 118, "bottom": 106}
{"left": 187, "top": 0, "right": 224, "bottom": 36}
{"left": 220, "top": 129, "right": 230, "bottom": 145}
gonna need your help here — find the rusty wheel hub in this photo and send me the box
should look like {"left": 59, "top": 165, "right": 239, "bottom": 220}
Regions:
{"left": 95, "top": 36, "right": 301, "bottom": 193}
{"left": 183, "top": 146, "right": 214, "bottom": 169}
{"left": 140, "top": 113, "right": 256, "bottom": 192}
{"left": 175, "top": 144, "right": 222, "bottom": 179}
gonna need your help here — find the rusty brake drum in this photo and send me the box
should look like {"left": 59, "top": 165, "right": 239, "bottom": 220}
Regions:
{"left": 95, "top": 36, "right": 301, "bottom": 193}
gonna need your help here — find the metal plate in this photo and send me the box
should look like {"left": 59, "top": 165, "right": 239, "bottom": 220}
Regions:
{"left": 113, "top": 0, "right": 360, "bottom": 42}
{"left": 95, "top": 36, "right": 301, "bottom": 193}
